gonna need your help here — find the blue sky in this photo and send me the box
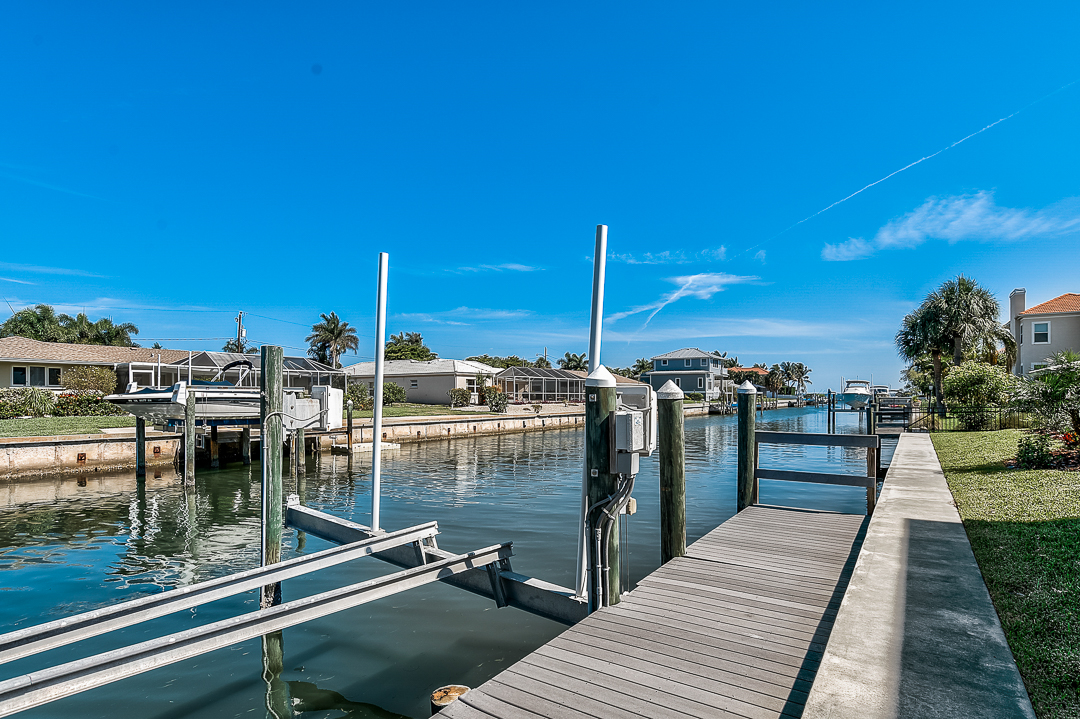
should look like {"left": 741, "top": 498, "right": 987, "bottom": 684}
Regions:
{"left": 2, "top": 2, "right": 1078, "bottom": 390}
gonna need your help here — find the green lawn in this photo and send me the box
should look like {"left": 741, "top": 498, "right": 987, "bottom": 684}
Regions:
{"left": 0, "top": 416, "right": 138, "bottom": 438}
{"left": 932, "top": 430, "right": 1080, "bottom": 719}
{"left": 345, "top": 403, "right": 499, "bottom": 419}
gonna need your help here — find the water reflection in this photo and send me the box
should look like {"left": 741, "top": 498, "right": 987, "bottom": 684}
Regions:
{"left": 0, "top": 405, "right": 881, "bottom": 718}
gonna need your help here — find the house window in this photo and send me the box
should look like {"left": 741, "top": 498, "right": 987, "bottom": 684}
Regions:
{"left": 410, "top": 379, "right": 418, "bottom": 388}
{"left": 368, "top": 382, "right": 375, "bottom": 390}
{"left": 1033, "top": 322, "right": 1050, "bottom": 344}
{"left": 11, "top": 367, "right": 26, "bottom": 386}
{"left": 48, "top": 368, "right": 61, "bottom": 386}
{"left": 697, "top": 377, "right": 704, "bottom": 388}
{"left": 661, "top": 359, "right": 668, "bottom": 366}
{"left": 12, "top": 366, "right": 62, "bottom": 387}
{"left": 700, "top": 359, "right": 707, "bottom": 366}
{"left": 684, "top": 359, "right": 691, "bottom": 367}
{"left": 674, "top": 378, "right": 681, "bottom": 388}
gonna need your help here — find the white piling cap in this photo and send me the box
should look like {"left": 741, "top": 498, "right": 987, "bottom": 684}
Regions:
{"left": 736, "top": 380, "right": 757, "bottom": 394}
{"left": 585, "top": 365, "right": 617, "bottom": 387}
{"left": 656, "top": 380, "right": 684, "bottom": 400}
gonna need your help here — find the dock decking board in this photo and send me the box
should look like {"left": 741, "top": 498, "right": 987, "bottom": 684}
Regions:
{"left": 443, "top": 505, "right": 869, "bottom": 719}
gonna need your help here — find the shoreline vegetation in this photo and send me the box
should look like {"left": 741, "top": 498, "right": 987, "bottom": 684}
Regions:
{"left": 932, "top": 430, "right": 1080, "bottom": 719}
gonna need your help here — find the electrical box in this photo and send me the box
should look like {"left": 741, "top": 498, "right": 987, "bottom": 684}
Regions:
{"left": 311, "top": 386, "right": 344, "bottom": 430}
{"left": 615, "top": 385, "right": 658, "bottom": 456}
{"left": 613, "top": 410, "right": 645, "bottom": 452}
{"left": 283, "top": 391, "right": 322, "bottom": 431}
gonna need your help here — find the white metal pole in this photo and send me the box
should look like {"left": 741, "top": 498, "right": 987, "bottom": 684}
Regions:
{"left": 576, "top": 225, "right": 608, "bottom": 598}
{"left": 371, "top": 252, "right": 389, "bottom": 531}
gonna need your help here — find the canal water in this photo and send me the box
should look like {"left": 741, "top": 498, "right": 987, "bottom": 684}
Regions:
{"left": 0, "top": 406, "right": 888, "bottom": 718}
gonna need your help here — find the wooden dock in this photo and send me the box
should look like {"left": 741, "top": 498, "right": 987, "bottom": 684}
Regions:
{"left": 442, "top": 504, "right": 869, "bottom": 719}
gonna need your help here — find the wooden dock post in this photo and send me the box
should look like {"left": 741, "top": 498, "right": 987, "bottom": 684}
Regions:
{"left": 657, "top": 380, "right": 686, "bottom": 564}
{"left": 135, "top": 417, "right": 146, "bottom": 480}
{"left": 737, "top": 380, "right": 758, "bottom": 512}
{"left": 585, "top": 366, "right": 618, "bottom": 609}
{"left": 868, "top": 398, "right": 877, "bottom": 435}
{"left": 261, "top": 345, "right": 284, "bottom": 608}
{"left": 347, "top": 400, "right": 354, "bottom": 449}
{"left": 866, "top": 444, "right": 878, "bottom": 515}
{"left": 241, "top": 426, "right": 251, "bottom": 465}
{"left": 184, "top": 391, "right": 195, "bottom": 486}
{"left": 209, "top": 425, "right": 220, "bottom": 468}
{"left": 826, "top": 389, "right": 833, "bottom": 432}
{"left": 295, "top": 427, "right": 305, "bottom": 476}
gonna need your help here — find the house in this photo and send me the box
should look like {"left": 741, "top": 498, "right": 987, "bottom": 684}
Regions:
{"left": 645, "top": 348, "right": 731, "bottom": 401}
{"left": 0, "top": 336, "right": 342, "bottom": 392}
{"left": 0, "top": 336, "right": 189, "bottom": 390}
{"left": 1010, "top": 288, "right": 1080, "bottom": 376}
{"left": 343, "top": 358, "right": 499, "bottom": 405}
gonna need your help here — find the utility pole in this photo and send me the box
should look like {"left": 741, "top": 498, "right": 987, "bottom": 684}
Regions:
{"left": 235, "top": 311, "right": 245, "bottom": 353}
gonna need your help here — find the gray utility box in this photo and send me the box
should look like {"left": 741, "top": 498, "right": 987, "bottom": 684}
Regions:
{"left": 612, "top": 410, "right": 644, "bottom": 475}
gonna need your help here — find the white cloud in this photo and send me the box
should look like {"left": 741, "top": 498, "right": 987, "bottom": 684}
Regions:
{"left": 1, "top": 277, "right": 34, "bottom": 285}
{"left": 452, "top": 263, "right": 540, "bottom": 273}
{"left": 607, "top": 272, "right": 760, "bottom": 327}
{"left": 823, "top": 191, "right": 1080, "bottom": 261}
{"left": 609, "top": 246, "right": 727, "bottom": 265}
{"left": 394, "top": 306, "right": 533, "bottom": 326}
{"left": 0, "top": 262, "right": 103, "bottom": 278}
{"left": 753, "top": 250, "right": 766, "bottom": 264}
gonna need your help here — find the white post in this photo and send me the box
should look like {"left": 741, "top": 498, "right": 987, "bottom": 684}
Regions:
{"left": 156, "top": 353, "right": 161, "bottom": 387}
{"left": 371, "top": 252, "right": 389, "bottom": 531}
{"left": 576, "top": 224, "right": 608, "bottom": 598}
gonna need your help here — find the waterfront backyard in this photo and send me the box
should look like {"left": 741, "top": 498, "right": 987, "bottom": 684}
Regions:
{"left": 933, "top": 431, "right": 1080, "bottom": 719}
{"left": 0, "top": 406, "right": 883, "bottom": 719}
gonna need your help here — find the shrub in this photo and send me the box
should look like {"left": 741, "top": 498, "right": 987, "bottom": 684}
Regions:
{"left": 62, "top": 365, "right": 118, "bottom": 394}
{"left": 382, "top": 382, "right": 407, "bottom": 406}
{"left": 486, "top": 388, "right": 508, "bottom": 413}
{"left": 1013, "top": 351, "right": 1080, "bottom": 434}
{"left": 448, "top": 388, "right": 471, "bottom": 408}
{"left": 53, "top": 390, "right": 127, "bottom": 417}
{"left": 685, "top": 392, "right": 704, "bottom": 402}
{"left": 1016, "top": 433, "right": 1054, "bottom": 469}
{"left": 345, "top": 382, "right": 373, "bottom": 410}
{"left": 22, "top": 387, "right": 56, "bottom": 417}
{"left": 943, "top": 361, "right": 1018, "bottom": 407}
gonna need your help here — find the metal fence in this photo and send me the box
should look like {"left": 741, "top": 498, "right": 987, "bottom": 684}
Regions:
{"left": 908, "top": 403, "right": 1029, "bottom": 432}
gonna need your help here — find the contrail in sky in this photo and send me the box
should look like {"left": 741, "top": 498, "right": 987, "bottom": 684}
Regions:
{"left": 730, "top": 79, "right": 1079, "bottom": 259}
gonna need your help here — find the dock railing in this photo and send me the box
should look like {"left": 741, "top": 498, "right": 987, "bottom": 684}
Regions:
{"left": 754, "top": 430, "right": 881, "bottom": 514}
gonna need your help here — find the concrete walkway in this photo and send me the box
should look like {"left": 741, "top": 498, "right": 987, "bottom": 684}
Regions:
{"left": 803, "top": 433, "right": 1035, "bottom": 718}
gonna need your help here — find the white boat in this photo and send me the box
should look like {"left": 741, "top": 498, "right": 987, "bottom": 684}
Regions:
{"left": 836, "top": 379, "right": 873, "bottom": 408}
{"left": 106, "top": 360, "right": 262, "bottom": 424}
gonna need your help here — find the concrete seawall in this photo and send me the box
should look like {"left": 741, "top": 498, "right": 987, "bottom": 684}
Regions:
{"left": 1, "top": 432, "right": 182, "bottom": 480}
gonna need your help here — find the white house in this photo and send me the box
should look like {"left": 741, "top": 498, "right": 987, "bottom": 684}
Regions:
{"left": 344, "top": 358, "right": 499, "bottom": 405}
{"left": 1010, "top": 289, "right": 1080, "bottom": 376}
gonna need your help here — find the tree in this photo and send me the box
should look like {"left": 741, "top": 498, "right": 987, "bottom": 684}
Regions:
{"left": 782, "top": 362, "right": 812, "bottom": 398}
{"left": 223, "top": 338, "right": 258, "bottom": 354}
{"left": 306, "top": 312, "right": 359, "bottom": 368}
{"left": 896, "top": 300, "right": 951, "bottom": 408}
{"left": 713, "top": 352, "right": 739, "bottom": 369}
{"left": 631, "top": 357, "right": 653, "bottom": 379}
{"left": 0, "top": 304, "right": 68, "bottom": 342}
{"left": 60, "top": 313, "right": 140, "bottom": 346}
{"left": 534, "top": 355, "right": 552, "bottom": 369}
{"left": 385, "top": 331, "right": 436, "bottom": 361}
{"left": 151, "top": 342, "right": 164, "bottom": 350}
{"left": 1014, "top": 350, "right": 1080, "bottom": 433}
{"left": 557, "top": 352, "right": 587, "bottom": 371}
{"left": 943, "top": 361, "right": 1018, "bottom": 407}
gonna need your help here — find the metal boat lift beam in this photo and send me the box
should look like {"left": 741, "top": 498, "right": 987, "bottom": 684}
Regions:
{"left": 0, "top": 544, "right": 510, "bottom": 718}
{"left": 286, "top": 502, "right": 588, "bottom": 625}
{"left": 0, "top": 522, "right": 439, "bottom": 666}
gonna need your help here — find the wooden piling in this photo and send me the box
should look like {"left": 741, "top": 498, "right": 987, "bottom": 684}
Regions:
{"left": 261, "top": 631, "right": 290, "bottom": 719}
{"left": 866, "top": 445, "right": 878, "bottom": 515}
{"left": 657, "top": 380, "right": 686, "bottom": 564}
{"left": 209, "top": 425, "right": 219, "bottom": 468}
{"left": 241, "top": 426, "right": 251, "bottom": 466}
{"left": 347, "top": 400, "right": 354, "bottom": 449}
{"left": 295, "top": 427, "right": 305, "bottom": 476}
{"left": 585, "top": 367, "right": 618, "bottom": 609}
{"left": 135, "top": 417, "right": 146, "bottom": 480}
{"left": 737, "top": 381, "right": 758, "bottom": 512}
{"left": 261, "top": 345, "right": 284, "bottom": 608}
{"left": 184, "top": 391, "right": 195, "bottom": 486}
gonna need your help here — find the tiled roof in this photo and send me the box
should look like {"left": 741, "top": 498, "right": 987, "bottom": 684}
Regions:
{"left": 0, "top": 336, "right": 189, "bottom": 365}
{"left": 728, "top": 366, "right": 770, "bottom": 375}
{"left": 650, "top": 348, "right": 720, "bottom": 360}
{"left": 1020, "top": 293, "right": 1080, "bottom": 316}
{"left": 343, "top": 359, "right": 499, "bottom": 377}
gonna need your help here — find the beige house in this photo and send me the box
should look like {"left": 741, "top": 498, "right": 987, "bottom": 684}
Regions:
{"left": 0, "top": 336, "right": 188, "bottom": 391}
{"left": 1009, "top": 289, "right": 1080, "bottom": 376}
{"left": 343, "top": 358, "right": 499, "bottom": 405}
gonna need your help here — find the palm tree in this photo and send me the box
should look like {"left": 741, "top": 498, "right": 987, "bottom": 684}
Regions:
{"left": 896, "top": 303, "right": 950, "bottom": 409}
{"left": 783, "top": 362, "right": 812, "bottom": 398}
{"left": 927, "top": 275, "right": 1015, "bottom": 366}
{"left": 385, "top": 330, "right": 436, "bottom": 361}
{"left": 92, "top": 317, "right": 139, "bottom": 346}
{"left": 1, "top": 304, "right": 69, "bottom": 342}
{"left": 306, "top": 312, "right": 359, "bottom": 368}
{"left": 223, "top": 338, "right": 258, "bottom": 354}
{"left": 558, "top": 352, "right": 588, "bottom": 371}
{"left": 631, "top": 357, "right": 653, "bottom": 379}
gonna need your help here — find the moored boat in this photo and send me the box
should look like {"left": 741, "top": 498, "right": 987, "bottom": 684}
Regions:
{"left": 836, "top": 379, "right": 872, "bottom": 408}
